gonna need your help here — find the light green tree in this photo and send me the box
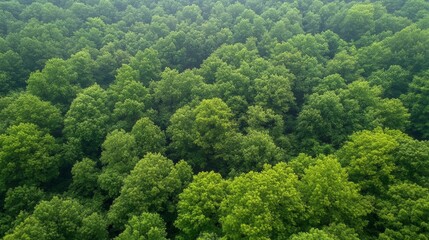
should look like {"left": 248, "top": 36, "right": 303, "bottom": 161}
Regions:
{"left": 220, "top": 163, "right": 304, "bottom": 239}
{"left": 108, "top": 153, "right": 192, "bottom": 230}
{"left": 299, "top": 156, "right": 372, "bottom": 230}
{"left": 175, "top": 172, "right": 228, "bottom": 239}
{"left": 116, "top": 212, "right": 167, "bottom": 240}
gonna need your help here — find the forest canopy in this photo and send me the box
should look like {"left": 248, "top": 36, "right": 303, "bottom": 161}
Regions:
{"left": 0, "top": 0, "right": 429, "bottom": 239}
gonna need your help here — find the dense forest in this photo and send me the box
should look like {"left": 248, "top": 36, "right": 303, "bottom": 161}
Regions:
{"left": 0, "top": 0, "right": 429, "bottom": 239}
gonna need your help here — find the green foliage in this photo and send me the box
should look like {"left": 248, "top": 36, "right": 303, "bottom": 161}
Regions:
{"left": 220, "top": 163, "right": 304, "bottom": 239}
{"left": 401, "top": 70, "right": 429, "bottom": 139}
{"left": 175, "top": 172, "right": 228, "bottom": 239}
{"left": 70, "top": 158, "right": 100, "bottom": 197}
{"left": 4, "top": 185, "right": 44, "bottom": 216}
{"left": 131, "top": 117, "right": 166, "bottom": 157}
{"left": 64, "top": 84, "right": 109, "bottom": 157}
{"left": 0, "top": 123, "right": 59, "bottom": 193}
{"left": 254, "top": 74, "right": 295, "bottom": 115}
{"left": 116, "top": 212, "right": 167, "bottom": 240}
{"left": 340, "top": 3, "right": 376, "bottom": 40}
{"left": 107, "top": 65, "right": 149, "bottom": 131}
{"left": 150, "top": 68, "right": 206, "bottom": 127}
{"left": 289, "top": 228, "right": 335, "bottom": 240}
{"left": 1, "top": 0, "right": 429, "bottom": 239}
{"left": 0, "top": 50, "right": 26, "bottom": 94}
{"left": 129, "top": 48, "right": 162, "bottom": 85}
{"left": 108, "top": 153, "right": 192, "bottom": 230}
{"left": 168, "top": 98, "right": 237, "bottom": 172}
{"left": 194, "top": 98, "right": 236, "bottom": 151}
{"left": 228, "top": 130, "right": 284, "bottom": 173}
{"left": 244, "top": 105, "right": 285, "bottom": 142}
{"left": 4, "top": 196, "right": 108, "bottom": 240}
{"left": 0, "top": 93, "right": 62, "bottom": 135}
{"left": 98, "top": 129, "right": 138, "bottom": 198}
{"left": 337, "top": 128, "right": 399, "bottom": 195}
{"left": 27, "top": 58, "right": 79, "bottom": 110}
{"left": 299, "top": 156, "right": 372, "bottom": 230}
{"left": 377, "top": 183, "right": 429, "bottom": 239}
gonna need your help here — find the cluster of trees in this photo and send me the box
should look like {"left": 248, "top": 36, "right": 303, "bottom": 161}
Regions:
{"left": 1, "top": 0, "right": 429, "bottom": 239}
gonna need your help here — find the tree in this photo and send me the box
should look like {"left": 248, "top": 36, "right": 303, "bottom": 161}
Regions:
{"left": 131, "top": 117, "right": 166, "bottom": 158}
{"left": 220, "top": 163, "right": 304, "bottom": 239}
{"left": 116, "top": 212, "right": 167, "bottom": 240}
{"left": 63, "top": 84, "right": 110, "bottom": 157}
{"left": 168, "top": 98, "right": 237, "bottom": 172}
{"left": 4, "top": 196, "right": 108, "bottom": 240}
{"left": 401, "top": 70, "right": 429, "bottom": 139}
{"left": 129, "top": 48, "right": 162, "bottom": 86}
{"left": 340, "top": 3, "right": 375, "bottom": 41}
{"left": 377, "top": 183, "right": 429, "bottom": 240}
{"left": 338, "top": 81, "right": 409, "bottom": 136}
{"left": 0, "top": 50, "right": 26, "bottom": 94}
{"left": 167, "top": 105, "right": 203, "bottom": 167}
{"left": 0, "top": 123, "right": 59, "bottom": 193}
{"left": 67, "top": 50, "right": 96, "bottom": 88}
{"left": 393, "top": 133, "right": 429, "bottom": 187}
{"left": 70, "top": 158, "right": 100, "bottom": 197}
{"left": 98, "top": 130, "right": 139, "bottom": 198}
{"left": 299, "top": 156, "right": 372, "bottom": 230}
{"left": 244, "top": 105, "right": 285, "bottom": 142}
{"left": 27, "top": 58, "right": 79, "bottom": 110}
{"left": 368, "top": 65, "right": 411, "bottom": 98}
{"left": 150, "top": 68, "right": 205, "bottom": 127}
{"left": 175, "top": 172, "right": 228, "bottom": 239}
{"left": 107, "top": 64, "right": 149, "bottom": 131}
{"left": 326, "top": 49, "right": 363, "bottom": 82}
{"left": 337, "top": 128, "right": 399, "bottom": 195}
{"left": 108, "top": 153, "right": 192, "bottom": 230}
{"left": 254, "top": 74, "right": 295, "bottom": 115}
{"left": 272, "top": 50, "right": 323, "bottom": 104}
{"left": 0, "top": 93, "right": 62, "bottom": 135}
{"left": 4, "top": 185, "right": 44, "bottom": 217}
{"left": 227, "top": 130, "right": 284, "bottom": 173}
{"left": 313, "top": 74, "right": 346, "bottom": 94}
{"left": 289, "top": 228, "right": 335, "bottom": 240}
{"left": 193, "top": 98, "right": 236, "bottom": 152}
{"left": 296, "top": 91, "right": 345, "bottom": 153}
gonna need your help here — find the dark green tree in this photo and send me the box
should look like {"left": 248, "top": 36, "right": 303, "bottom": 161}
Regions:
{"left": 63, "top": 84, "right": 110, "bottom": 157}
{"left": 131, "top": 117, "right": 166, "bottom": 158}
{"left": 0, "top": 123, "right": 59, "bottom": 193}
{"left": 98, "top": 130, "right": 138, "bottom": 198}
{"left": 401, "top": 70, "right": 429, "bottom": 139}
{"left": 27, "top": 58, "right": 78, "bottom": 110}
{"left": 0, "top": 93, "right": 62, "bottom": 135}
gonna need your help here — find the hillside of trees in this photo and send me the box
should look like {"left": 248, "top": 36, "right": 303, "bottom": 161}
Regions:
{"left": 1, "top": 0, "right": 429, "bottom": 239}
